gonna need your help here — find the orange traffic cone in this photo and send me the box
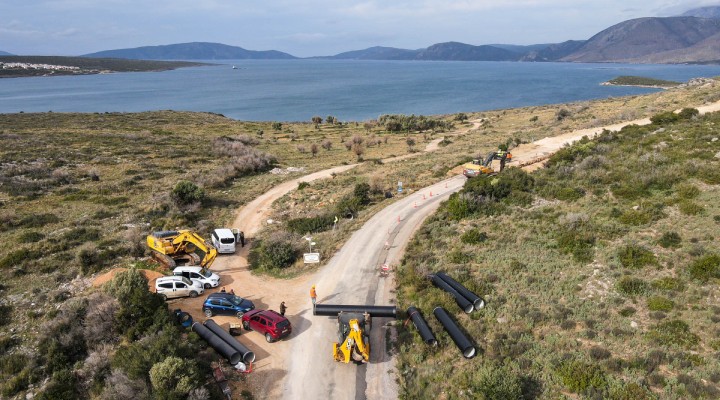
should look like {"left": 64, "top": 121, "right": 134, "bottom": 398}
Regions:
{"left": 429, "top": 191, "right": 433, "bottom": 197}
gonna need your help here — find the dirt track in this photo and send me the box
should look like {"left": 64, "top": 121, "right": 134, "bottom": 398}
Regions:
{"left": 179, "top": 100, "right": 720, "bottom": 399}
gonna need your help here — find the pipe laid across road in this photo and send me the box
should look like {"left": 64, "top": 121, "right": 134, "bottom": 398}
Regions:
{"left": 204, "top": 319, "right": 256, "bottom": 363}
{"left": 436, "top": 272, "right": 485, "bottom": 310}
{"left": 429, "top": 274, "right": 474, "bottom": 314}
{"left": 407, "top": 306, "right": 437, "bottom": 346}
{"left": 313, "top": 304, "right": 397, "bottom": 318}
{"left": 433, "top": 307, "right": 476, "bottom": 359}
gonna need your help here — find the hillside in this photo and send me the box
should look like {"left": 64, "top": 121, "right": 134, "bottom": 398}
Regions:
{"left": 562, "top": 16, "right": 720, "bottom": 63}
{"left": 0, "top": 51, "right": 13, "bottom": 56}
{"left": 414, "top": 41, "right": 518, "bottom": 61}
{"left": 397, "top": 108, "right": 720, "bottom": 398}
{"left": 320, "top": 46, "right": 419, "bottom": 60}
{"left": 682, "top": 5, "right": 720, "bottom": 18}
{"left": 0, "top": 56, "right": 202, "bottom": 78}
{"left": 83, "top": 42, "right": 296, "bottom": 60}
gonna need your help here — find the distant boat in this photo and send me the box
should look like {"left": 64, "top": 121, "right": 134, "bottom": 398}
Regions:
{"left": 232, "top": 65, "right": 238, "bottom": 69}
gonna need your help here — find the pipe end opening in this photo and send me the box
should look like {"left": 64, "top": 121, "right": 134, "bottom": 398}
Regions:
{"left": 463, "top": 347, "right": 476, "bottom": 359}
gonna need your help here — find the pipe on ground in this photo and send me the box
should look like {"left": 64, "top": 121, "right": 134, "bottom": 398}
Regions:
{"left": 313, "top": 304, "right": 396, "bottom": 318}
{"left": 433, "top": 307, "right": 476, "bottom": 359}
{"left": 428, "top": 274, "right": 474, "bottom": 314}
{"left": 191, "top": 322, "right": 242, "bottom": 365}
{"left": 204, "top": 319, "right": 256, "bottom": 363}
{"left": 407, "top": 306, "right": 437, "bottom": 346}
{"left": 436, "top": 272, "right": 485, "bottom": 310}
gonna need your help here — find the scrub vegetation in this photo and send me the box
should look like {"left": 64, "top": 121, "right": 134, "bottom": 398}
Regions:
{"left": 395, "top": 107, "right": 720, "bottom": 398}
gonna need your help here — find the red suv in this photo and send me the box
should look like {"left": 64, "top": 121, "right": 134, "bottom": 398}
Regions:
{"left": 242, "top": 309, "right": 292, "bottom": 343}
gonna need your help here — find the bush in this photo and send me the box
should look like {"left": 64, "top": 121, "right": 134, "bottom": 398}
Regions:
{"left": 18, "top": 231, "right": 44, "bottom": 243}
{"left": 589, "top": 346, "right": 611, "bottom": 360}
{"left": 678, "top": 200, "right": 704, "bottom": 215}
{"left": 171, "top": 180, "right": 205, "bottom": 206}
{"left": 474, "top": 364, "right": 523, "bottom": 399}
{"left": 652, "top": 277, "right": 685, "bottom": 292}
{"left": 647, "top": 296, "right": 674, "bottom": 312}
{"left": 553, "top": 186, "right": 585, "bottom": 201}
{"left": 616, "top": 276, "right": 649, "bottom": 296}
{"left": 149, "top": 356, "right": 201, "bottom": 398}
{"left": 0, "top": 304, "right": 12, "bottom": 327}
{"left": 675, "top": 183, "right": 700, "bottom": 199}
{"left": 248, "top": 234, "right": 298, "bottom": 270}
{"left": 617, "top": 245, "right": 656, "bottom": 269}
{"left": 286, "top": 214, "right": 335, "bottom": 234}
{"left": 609, "top": 382, "right": 654, "bottom": 400}
{"left": 678, "top": 107, "right": 699, "bottom": 119}
{"left": 647, "top": 319, "right": 699, "bottom": 348}
{"left": 650, "top": 111, "right": 680, "bottom": 125}
{"left": 658, "top": 232, "right": 681, "bottom": 248}
{"left": 460, "top": 229, "right": 488, "bottom": 244}
{"left": 688, "top": 254, "right": 720, "bottom": 282}
{"left": 557, "top": 228, "right": 595, "bottom": 264}
{"left": 556, "top": 359, "right": 607, "bottom": 393}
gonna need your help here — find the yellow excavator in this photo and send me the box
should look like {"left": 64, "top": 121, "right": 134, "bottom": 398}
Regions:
{"left": 146, "top": 230, "right": 218, "bottom": 270}
{"left": 333, "top": 312, "right": 371, "bottom": 364}
{"left": 462, "top": 150, "right": 512, "bottom": 178}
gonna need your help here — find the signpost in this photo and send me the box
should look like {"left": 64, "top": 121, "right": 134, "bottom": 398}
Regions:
{"left": 303, "top": 253, "right": 321, "bottom": 264}
{"left": 398, "top": 181, "right": 403, "bottom": 193}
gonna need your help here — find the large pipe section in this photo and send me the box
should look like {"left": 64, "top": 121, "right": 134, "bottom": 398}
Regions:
{"left": 191, "top": 322, "right": 242, "bottom": 365}
{"left": 313, "top": 304, "right": 396, "bottom": 318}
{"left": 407, "top": 306, "right": 437, "bottom": 346}
{"left": 429, "top": 274, "right": 474, "bottom": 314}
{"left": 433, "top": 307, "right": 476, "bottom": 359}
{"left": 204, "top": 319, "right": 256, "bottom": 363}
{"left": 436, "top": 272, "right": 485, "bottom": 310}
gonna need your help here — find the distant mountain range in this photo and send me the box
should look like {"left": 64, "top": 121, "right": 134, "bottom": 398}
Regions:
{"left": 83, "top": 42, "right": 295, "bottom": 60}
{"left": 0, "top": 51, "right": 13, "bottom": 56}
{"left": 82, "top": 6, "right": 720, "bottom": 64}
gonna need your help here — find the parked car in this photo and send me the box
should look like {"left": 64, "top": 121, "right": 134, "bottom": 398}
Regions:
{"left": 242, "top": 309, "right": 292, "bottom": 343}
{"left": 155, "top": 276, "right": 204, "bottom": 300}
{"left": 211, "top": 228, "right": 238, "bottom": 254}
{"left": 173, "top": 266, "right": 220, "bottom": 289}
{"left": 202, "top": 293, "right": 255, "bottom": 318}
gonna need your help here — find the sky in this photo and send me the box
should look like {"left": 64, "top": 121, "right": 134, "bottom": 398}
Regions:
{"left": 0, "top": 0, "right": 716, "bottom": 57}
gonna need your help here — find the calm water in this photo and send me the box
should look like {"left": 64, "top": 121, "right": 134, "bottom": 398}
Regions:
{"left": 1, "top": 60, "right": 719, "bottom": 121}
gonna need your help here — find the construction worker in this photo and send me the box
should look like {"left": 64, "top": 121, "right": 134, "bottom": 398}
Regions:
{"left": 229, "top": 288, "right": 235, "bottom": 295}
{"left": 220, "top": 287, "right": 226, "bottom": 293}
{"left": 310, "top": 285, "right": 317, "bottom": 306}
{"left": 280, "top": 301, "right": 287, "bottom": 316}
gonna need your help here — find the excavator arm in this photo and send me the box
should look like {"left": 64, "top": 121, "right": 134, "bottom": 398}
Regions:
{"left": 171, "top": 231, "right": 217, "bottom": 268}
{"left": 146, "top": 230, "right": 217, "bottom": 269}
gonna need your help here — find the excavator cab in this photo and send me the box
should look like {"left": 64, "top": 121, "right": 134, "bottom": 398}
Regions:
{"left": 333, "top": 312, "right": 371, "bottom": 364}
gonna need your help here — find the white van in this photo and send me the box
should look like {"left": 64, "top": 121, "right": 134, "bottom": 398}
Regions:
{"left": 212, "top": 228, "right": 237, "bottom": 254}
{"left": 173, "top": 266, "right": 220, "bottom": 289}
{"left": 155, "top": 276, "right": 204, "bottom": 300}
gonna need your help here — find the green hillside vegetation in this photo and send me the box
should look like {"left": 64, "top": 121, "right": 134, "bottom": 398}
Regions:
{"left": 605, "top": 76, "right": 681, "bottom": 88}
{"left": 396, "top": 109, "right": 720, "bottom": 398}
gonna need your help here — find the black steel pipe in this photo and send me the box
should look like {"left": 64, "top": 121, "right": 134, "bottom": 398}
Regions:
{"left": 191, "top": 322, "right": 242, "bottom": 365}
{"left": 429, "top": 274, "right": 474, "bottom": 314}
{"left": 407, "top": 306, "right": 437, "bottom": 346}
{"left": 433, "top": 307, "right": 476, "bottom": 359}
{"left": 204, "top": 319, "right": 256, "bottom": 363}
{"left": 436, "top": 272, "right": 485, "bottom": 310}
{"left": 313, "top": 304, "right": 396, "bottom": 318}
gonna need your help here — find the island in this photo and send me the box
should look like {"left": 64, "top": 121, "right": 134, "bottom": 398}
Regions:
{"left": 601, "top": 75, "right": 681, "bottom": 88}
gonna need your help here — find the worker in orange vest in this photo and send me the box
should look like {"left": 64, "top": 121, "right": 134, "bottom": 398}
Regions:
{"left": 310, "top": 285, "right": 317, "bottom": 306}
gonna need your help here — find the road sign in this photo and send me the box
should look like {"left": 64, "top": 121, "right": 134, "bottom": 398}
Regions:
{"left": 303, "top": 253, "right": 320, "bottom": 264}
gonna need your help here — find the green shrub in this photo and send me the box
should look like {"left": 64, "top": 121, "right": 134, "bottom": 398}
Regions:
{"left": 18, "top": 231, "right": 44, "bottom": 243}
{"left": 36, "top": 369, "right": 78, "bottom": 400}
{"left": 618, "top": 245, "right": 656, "bottom": 269}
{"left": 647, "top": 319, "right": 699, "bottom": 348}
{"left": 678, "top": 107, "right": 700, "bottom": 119}
{"left": 616, "top": 276, "right": 649, "bottom": 296}
{"left": 688, "top": 254, "right": 720, "bottom": 282}
{"left": 0, "top": 248, "right": 43, "bottom": 269}
{"left": 652, "top": 277, "right": 685, "bottom": 292}
{"left": 611, "top": 182, "right": 648, "bottom": 200}
{"left": 445, "top": 193, "right": 473, "bottom": 221}
{"left": 171, "top": 180, "right": 205, "bottom": 205}
{"left": 557, "top": 228, "right": 595, "bottom": 263}
{"left": 650, "top": 111, "right": 680, "bottom": 125}
{"left": 1, "top": 368, "right": 29, "bottom": 397}
{"left": 286, "top": 214, "right": 335, "bottom": 234}
{"left": 647, "top": 296, "right": 674, "bottom": 312}
{"left": 248, "top": 234, "right": 299, "bottom": 271}
{"left": 619, "top": 307, "right": 636, "bottom": 317}
{"left": 297, "top": 181, "right": 309, "bottom": 190}
{"left": 0, "top": 305, "right": 12, "bottom": 327}
{"left": 460, "top": 229, "right": 488, "bottom": 244}
{"left": 675, "top": 183, "right": 700, "bottom": 199}
{"left": 609, "top": 382, "right": 654, "bottom": 400}
{"left": 19, "top": 213, "right": 60, "bottom": 229}
{"left": 678, "top": 200, "right": 704, "bottom": 215}
{"left": 0, "top": 353, "right": 27, "bottom": 374}
{"left": 617, "top": 209, "right": 652, "bottom": 226}
{"left": 554, "top": 187, "right": 585, "bottom": 201}
{"left": 474, "top": 364, "right": 523, "bottom": 399}
{"left": 447, "top": 248, "right": 470, "bottom": 264}
{"left": 658, "top": 232, "right": 681, "bottom": 248}
{"left": 556, "top": 359, "right": 607, "bottom": 393}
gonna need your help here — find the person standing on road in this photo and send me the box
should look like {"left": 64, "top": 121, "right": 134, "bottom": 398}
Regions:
{"left": 310, "top": 285, "right": 317, "bottom": 306}
{"left": 280, "top": 301, "right": 287, "bottom": 316}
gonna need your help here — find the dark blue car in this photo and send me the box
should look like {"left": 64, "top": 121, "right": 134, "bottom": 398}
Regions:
{"left": 202, "top": 293, "right": 255, "bottom": 318}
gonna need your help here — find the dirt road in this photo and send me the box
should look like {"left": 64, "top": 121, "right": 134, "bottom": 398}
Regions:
{"left": 183, "top": 99, "right": 720, "bottom": 399}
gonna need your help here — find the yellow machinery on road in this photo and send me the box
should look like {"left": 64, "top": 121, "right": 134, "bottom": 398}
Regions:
{"left": 146, "top": 230, "right": 218, "bottom": 270}
{"left": 462, "top": 150, "right": 512, "bottom": 178}
{"left": 333, "top": 312, "right": 371, "bottom": 364}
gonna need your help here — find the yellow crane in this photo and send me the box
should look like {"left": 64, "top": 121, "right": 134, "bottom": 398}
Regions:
{"left": 146, "top": 230, "right": 218, "bottom": 270}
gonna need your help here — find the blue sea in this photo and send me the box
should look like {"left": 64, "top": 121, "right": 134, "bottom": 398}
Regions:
{"left": 1, "top": 60, "right": 719, "bottom": 122}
